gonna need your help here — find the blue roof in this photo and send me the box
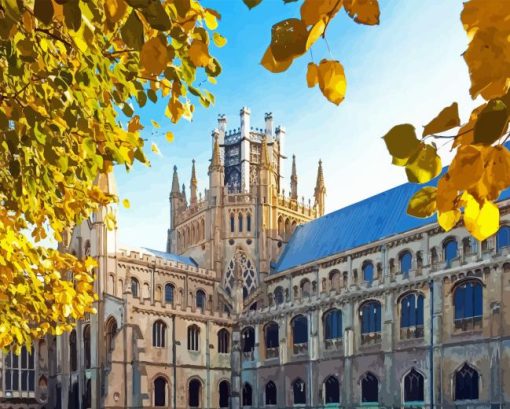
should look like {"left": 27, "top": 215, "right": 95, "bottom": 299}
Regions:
{"left": 141, "top": 247, "right": 198, "bottom": 267}
{"left": 274, "top": 169, "right": 510, "bottom": 273}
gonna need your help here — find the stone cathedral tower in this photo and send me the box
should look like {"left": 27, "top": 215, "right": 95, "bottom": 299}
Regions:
{"left": 166, "top": 107, "right": 325, "bottom": 309}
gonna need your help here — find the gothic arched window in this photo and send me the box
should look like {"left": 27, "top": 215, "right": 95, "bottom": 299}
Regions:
{"left": 455, "top": 363, "right": 479, "bottom": 400}
{"left": 497, "top": 225, "right": 510, "bottom": 252}
{"left": 300, "top": 279, "right": 311, "bottom": 297}
{"left": 83, "top": 324, "right": 91, "bottom": 369}
{"left": 223, "top": 253, "right": 258, "bottom": 301}
{"left": 265, "top": 381, "right": 277, "bottom": 405}
{"left": 362, "top": 261, "right": 374, "bottom": 283}
{"left": 217, "top": 329, "right": 230, "bottom": 354}
{"left": 105, "top": 317, "right": 118, "bottom": 353}
{"left": 399, "top": 251, "right": 412, "bottom": 277}
{"left": 292, "top": 378, "right": 306, "bottom": 405}
{"left": 164, "top": 283, "right": 174, "bottom": 304}
{"left": 324, "top": 375, "right": 340, "bottom": 404}
{"left": 69, "top": 330, "right": 77, "bottom": 372}
{"left": 196, "top": 290, "right": 206, "bottom": 310}
{"left": 400, "top": 293, "right": 424, "bottom": 332}
{"left": 443, "top": 238, "right": 458, "bottom": 266}
{"left": 247, "top": 213, "right": 252, "bottom": 232}
{"left": 154, "top": 377, "right": 167, "bottom": 407}
{"left": 404, "top": 369, "right": 424, "bottom": 403}
{"left": 187, "top": 325, "right": 200, "bottom": 351}
{"left": 242, "top": 327, "right": 255, "bottom": 353}
{"left": 274, "top": 286, "right": 284, "bottom": 305}
{"left": 329, "top": 269, "right": 341, "bottom": 290}
{"left": 265, "top": 322, "right": 279, "bottom": 358}
{"left": 131, "top": 277, "right": 139, "bottom": 298}
{"left": 360, "top": 300, "right": 382, "bottom": 334}
{"left": 323, "top": 309, "right": 342, "bottom": 340}
{"left": 361, "top": 372, "right": 378, "bottom": 403}
{"left": 242, "top": 383, "right": 253, "bottom": 407}
{"left": 189, "top": 379, "right": 202, "bottom": 407}
{"left": 153, "top": 320, "right": 166, "bottom": 348}
{"left": 230, "top": 214, "right": 235, "bottom": 233}
{"left": 5, "top": 346, "right": 35, "bottom": 392}
{"left": 291, "top": 315, "right": 308, "bottom": 347}
{"left": 238, "top": 213, "right": 243, "bottom": 232}
{"left": 219, "top": 380, "right": 230, "bottom": 408}
{"left": 454, "top": 280, "right": 483, "bottom": 326}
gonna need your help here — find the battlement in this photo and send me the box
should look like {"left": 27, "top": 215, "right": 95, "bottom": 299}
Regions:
{"left": 117, "top": 247, "right": 216, "bottom": 280}
{"left": 277, "top": 193, "right": 317, "bottom": 218}
{"left": 175, "top": 197, "right": 208, "bottom": 224}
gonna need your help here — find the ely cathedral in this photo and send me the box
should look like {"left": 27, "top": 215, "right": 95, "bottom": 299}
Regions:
{"left": 2, "top": 108, "right": 510, "bottom": 409}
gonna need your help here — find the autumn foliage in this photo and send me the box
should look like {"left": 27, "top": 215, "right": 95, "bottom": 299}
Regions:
{"left": 0, "top": 0, "right": 223, "bottom": 350}
{"left": 383, "top": 0, "right": 510, "bottom": 241}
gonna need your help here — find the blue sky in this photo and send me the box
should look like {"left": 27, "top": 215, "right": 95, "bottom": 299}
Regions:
{"left": 115, "top": 0, "right": 478, "bottom": 251}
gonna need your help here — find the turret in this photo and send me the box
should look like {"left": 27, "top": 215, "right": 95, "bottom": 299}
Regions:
{"left": 290, "top": 154, "right": 298, "bottom": 200}
{"left": 264, "top": 112, "right": 273, "bottom": 137}
{"left": 275, "top": 125, "right": 286, "bottom": 161}
{"left": 190, "top": 159, "right": 198, "bottom": 206}
{"left": 181, "top": 183, "right": 187, "bottom": 208}
{"left": 240, "top": 107, "right": 251, "bottom": 192}
{"left": 209, "top": 133, "right": 224, "bottom": 199}
{"left": 217, "top": 114, "right": 227, "bottom": 164}
{"left": 314, "top": 160, "right": 326, "bottom": 216}
{"left": 170, "top": 165, "right": 181, "bottom": 229}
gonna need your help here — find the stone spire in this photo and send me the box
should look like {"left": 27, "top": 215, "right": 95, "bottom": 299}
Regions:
{"left": 190, "top": 159, "right": 197, "bottom": 206}
{"left": 290, "top": 154, "right": 298, "bottom": 200}
{"left": 260, "top": 135, "right": 271, "bottom": 170}
{"left": 209, "top": 134, "right": 221, "bottom": 173}
{"left": 171, "top": 165, "right": 180, "bottom": 198}
{"left": 181, "top": 183, "right": 187, "bottom": 207}
{"left": 314, "top": 159, "right": 326, "bottom": 216}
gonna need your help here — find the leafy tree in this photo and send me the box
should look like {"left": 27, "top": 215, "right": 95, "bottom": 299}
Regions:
{"left": 0, "top": 0, "right": 223, "bottom": 350}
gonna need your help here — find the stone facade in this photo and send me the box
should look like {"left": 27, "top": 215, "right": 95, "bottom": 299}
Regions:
{"left": 2, "top": 109, "right": 509, "bottom": 409}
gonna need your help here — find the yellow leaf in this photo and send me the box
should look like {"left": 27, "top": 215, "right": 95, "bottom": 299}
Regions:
{"left": 122, "top": 198, "right": 130, "bottom": 208}
{"left": 104, "top": 0, "right": 127, "bottom": 24}
{"left": 306, "top": 63, "right": 318, "bottom": 88}
{"left": 270, "top": 18, "right": 308, "bottom": 62}
{"left": 84, "top": 256, "right": 97, "bottom": 271}
{"left": 166, "top": 98, "right": 185, "bottom": 123}
{"left": 306, "top": 19, "right": 325, "bottom": 50}
{"left": 151, "top": 119, "right": 160, "bottom": 129}
{"left": 165, "top": 131, "right": 174, "bottom": 143}
{"left": 438, "top": 209, "right": 461, "bottom": 232}
{"left": 405, "top": 143, "right": 442, "bottom": 184}
{"left": 449, "top": 145, "right": 483, "bottom": 190}
{"left": 422, "top": 102, "right": 460, "bottom": 137}
{"left": 140, "top": 37, "right": 168, "bottom": 75}
{"left": 260, "top": 46, "right": 293, "bottom": 73}
{"left": 344, "top": 0, "right": 380, "bottom": 25}
{"left": 242, "top": 0, "right": 262, "bottom": 9}
{"left": 437, "top": 173, "right": 459, "bottom": 212}
{"left": 317, "top": 59, "right": 346, "bottom": 105}
{"left": 473, "top": 99, "right": 509, "bottom": 145}
{"left": 301, "top": 0, "right": 343, "bottom": 26}
{"left": 104, "top": 212, "right": 117, "bottom": 230}
{"left": 128, "top": 115, "right": 144, "bottom": 132}
{"left": 463, "top": 194, "right": 500, "bottom": 241}
{"left": 407, "top": 186, "right": 437, "bottom": 218}
{"left": 213, "top": 32, "right": 227, "bottom": 48}
{"left": 189, "top": 40, "right": 211, "bottom": 67}
{"left": 383, "top": 124, "right": 420, "bottom": 166}
{"left": 204, "top": 9, "right": 218, "bottom": 30}
{"left": 461, "top": 0, "right": 510, "bottom": 99}
{"left": 151, "top": 142, "right": 160, "bottom": 155}
{"left": 482, "top": 145, "right": 510, "bottom": 197}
